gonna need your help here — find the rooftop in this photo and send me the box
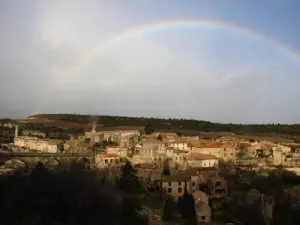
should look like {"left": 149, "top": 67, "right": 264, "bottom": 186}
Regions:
{"left": 173, "top": 149, "right": 189, "bottom": 154}
{"left": 98, "top": 153, "right": 121, "bottom": 158}
{"left": 162, "top": 173, "right": 190, "bottom": 182}
{"left": 185, "top": 153, "right": 218, "bottom": 160}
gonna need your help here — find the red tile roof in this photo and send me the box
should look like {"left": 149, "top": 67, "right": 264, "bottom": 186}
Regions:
{"left": 99, "top": 153, "right": 121, "bottom": 158}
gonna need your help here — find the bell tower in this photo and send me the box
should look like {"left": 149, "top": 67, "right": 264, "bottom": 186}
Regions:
{"left": 15, "top": 125, "right": 19, "bottom": 138}
{"left": 92, "top": 121, "right": 97, "bottom": 133}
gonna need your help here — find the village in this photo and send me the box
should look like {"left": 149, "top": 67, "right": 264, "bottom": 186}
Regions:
{"left": 1, "top": 120, "right": 300, "bottom": 224}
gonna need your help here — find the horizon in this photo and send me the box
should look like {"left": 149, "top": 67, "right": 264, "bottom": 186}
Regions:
{"left": 1, "top": 1, "right": 300, "bottom": 123}
{"left": 2, "top": 113, "right": 300, "bottom": 126}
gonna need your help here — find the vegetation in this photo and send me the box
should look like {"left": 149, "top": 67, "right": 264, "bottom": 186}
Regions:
{"left": 0, "top": 162, "right": 147, "bottom": 225}
{"left": 118, "top": 161, "right": 145, "bottom": 194}
{"left": 28, "top": 114, "right": 300, "bottom": 136}
{"left": 144, "top": 123, "right": 154, "bottom": 135}
{"left": 162, "top": 159, "right": 171, "bottom": 176}
{"left": 161, "top": 195, "right": 175, "bottom": 221}
{"left": 178, "top": 182, "right": 197, "bottom": 225}
{"left": 218, "top": 162, "right": 300, "bottom": 225}
{"left": 157, "top": 133, "right": 163, "bottom": 140}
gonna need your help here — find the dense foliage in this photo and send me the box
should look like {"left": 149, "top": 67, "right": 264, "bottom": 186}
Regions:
{"left": 0, "top": 163, "right": 147, "bottom": 225}
{"left": 29, "top": 114, "right": 300, "bottom": 137}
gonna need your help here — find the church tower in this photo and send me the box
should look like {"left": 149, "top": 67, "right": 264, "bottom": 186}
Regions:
{"left": 92, "top": 121, "right": 97, "bottom": 133}
{"left": 15, "top": 125, "right": 18, "bottom": 138}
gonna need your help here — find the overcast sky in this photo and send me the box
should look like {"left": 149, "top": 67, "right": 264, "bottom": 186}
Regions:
{"left": 1, "top": 0, "right": 300, "bottom": 123}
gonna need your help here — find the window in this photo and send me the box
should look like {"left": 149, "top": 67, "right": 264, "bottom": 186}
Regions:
{"left": 201, "top": 216, "right": 206, "bottom": 220}
{"left": 216, "top": 182, "right": 221, "bottom": 186}
{"left": 168, "top": 188, "right": 172, "bottom": 193}
{"left": 192, "top": 182, "right": 195, "bottom": 186}
{"left": 178, "top": 187, "right": 182, "bottom": 193}
{"left": 104, "top": 159, "right": 108, "bottom": 163}
{"left": 168, "top": 182, "right": 171, "bottom": 186}
{"left": 178, "top": 181, "right": 181, "bottom": 186}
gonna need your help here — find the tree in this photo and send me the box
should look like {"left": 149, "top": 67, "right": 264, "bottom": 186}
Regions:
{"left": 176, "top": 132, "right": 182, "bottom": 137}
{"left": 178, "top": 181, "right": 197, "bottom": 225}
{"left": 144, "top": 124, "right": 154, "bottom": 135}
{"left": 249, "top": 138, "right": 256, "bottom": 143}
{"left": 157, "top": 134, "right": 163, "bottom": 141}
{"left": 237, "top": 150, "right": 247, "bottom": 159}
{"left": 0, "top": 163, "right": 147, "bottom": 225}
{"left": 162, "top": 159, "right": 171, "bottom": 176}
{"left": 161, "top": 195, "right": 175, "bottom": 221}
{"left": 118, "top": 161, "right": 145, "bottom": 194}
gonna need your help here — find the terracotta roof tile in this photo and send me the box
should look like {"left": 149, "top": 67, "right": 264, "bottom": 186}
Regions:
{"left": 99, "top": 153, "right": 121, "bottom": 158}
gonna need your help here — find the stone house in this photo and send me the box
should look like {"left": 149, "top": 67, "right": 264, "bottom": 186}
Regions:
{"left": 216, "top": 135, "right": 239, "bottom": 144}
{"left": 184, "top": 167, "right": 218, "bottom": 192}
{"left": 140, "top": 140, "right": 165, "bottom": 163}
{"left": 106, "top": 145, "right": 128, "bottom": 157}
{"left": 14, "top": 136, "right": 63, "bottom": 153}
{"left": 184, "top": 153, "right": 219, "bottom": 168}
{"left": 22, "top": 130, "right": 46, "bottom": 138}
{"left": 169, "top": 139, "right": 189, "bottom": 150}
{"left": 239, "top": 142, "right": 261, "bottom": 158}
{"left": 195, "top": 201, "right": 211, "bottom": 223}
{"left": 140, "top": 148, "right": 155, "bottom": 163}
{"left": 207, "top": 177, "right": 227, "bottom": 199}
{"left": 223, "top": 144, "right": 236, "bottom": 162}
{"left": 120, "top": 134, "right": 139, "bottom": 147}
{"left": 136, "top": 163, "right": 163, "bottom": 190}
{"left": 165, "top": 147, "right": 175, "bottom": 158}
{"left": 63, "top": 138, "right": 90, "bottom": 153}
{"left": 161, "top": 174, "right": 191, "bottom": 200}
{"left": 171, "top": 149, "right": 188, "bottom": 166}
{"left": 190, "top": 143, "right": 225, "bottom": 159}
{"left": 95, "top": 153, "right": 121, "bottom": 168}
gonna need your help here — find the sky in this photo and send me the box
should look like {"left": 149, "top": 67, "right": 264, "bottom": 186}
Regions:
{"left": 1, "top": 0, "right": 300, "bottom": 124}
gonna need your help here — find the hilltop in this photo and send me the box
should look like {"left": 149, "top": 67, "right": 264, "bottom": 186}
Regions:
{"left": 22, "top": 114, "right": 300, "bottom": 142}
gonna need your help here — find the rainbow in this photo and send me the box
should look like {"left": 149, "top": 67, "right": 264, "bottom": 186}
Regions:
{"left": 34, "top": 18, "right": 300, "bottom": 114}
{"left": 82, "top": 18, "right": 300, "bottom": 64}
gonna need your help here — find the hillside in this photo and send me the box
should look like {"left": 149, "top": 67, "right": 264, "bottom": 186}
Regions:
{"left": 26, "top": 114, "right": 300, "bottom": 140}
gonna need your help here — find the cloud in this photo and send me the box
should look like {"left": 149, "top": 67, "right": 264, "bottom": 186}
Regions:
{"left": 0, "top": 1, "right": 300, "bottom": 123}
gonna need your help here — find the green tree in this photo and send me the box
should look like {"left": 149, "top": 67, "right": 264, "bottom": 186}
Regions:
{"left": 0, "top": 163, "right": 147, "bottom": 225}
{"left": 237, "top": 149, "right": 247, "bottom": 159}
{"left": 162, "top": 159, "right": 171, "bottom": 176}
{"left": 178, "top": 181, "right": 197, "bottom": 225}
{"left": 161, "top": 195, "right": 175, "bottom": 221}
{"left": 144, "top": 124, "right": 154, "bottom": 135}
{"left": 157, "top": 134, "right": 163, "bottom": 141}
{"left": 118, "top": 161, "right": 145, "bottom": 194}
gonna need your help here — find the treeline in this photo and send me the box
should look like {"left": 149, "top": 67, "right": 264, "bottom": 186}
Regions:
{"left": 29, "top": 114, "right": 300, "bottom": 136}
{"left": 0, "top": 162, "right": 148, "bottom": 225}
